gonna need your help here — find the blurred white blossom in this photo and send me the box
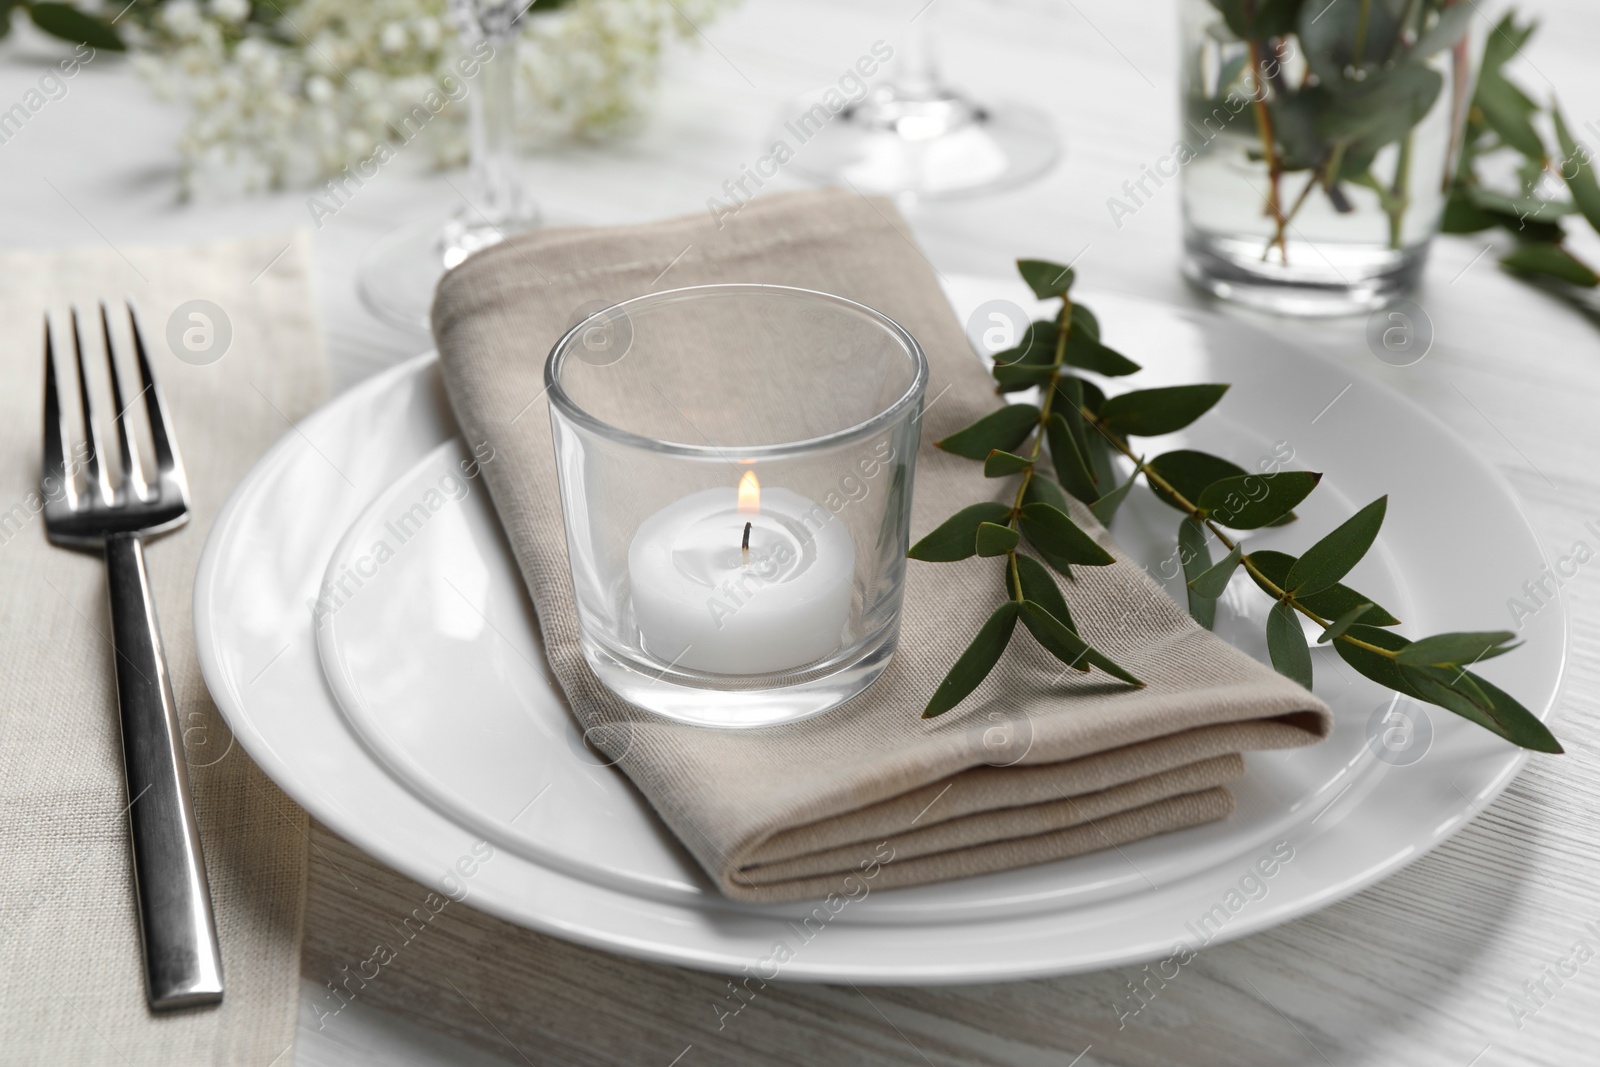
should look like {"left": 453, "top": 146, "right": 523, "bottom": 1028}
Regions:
{"left": 132, "top": 0, "right": 733, "bottom": 196}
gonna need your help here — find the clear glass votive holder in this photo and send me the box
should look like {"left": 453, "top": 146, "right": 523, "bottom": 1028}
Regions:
{"left": 545, "top": 284, "right": 928, "bottom": 728}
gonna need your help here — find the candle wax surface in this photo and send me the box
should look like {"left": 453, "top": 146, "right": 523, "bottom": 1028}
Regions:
{"left": 627, "top": 486, "right": 855, "bottom": 675}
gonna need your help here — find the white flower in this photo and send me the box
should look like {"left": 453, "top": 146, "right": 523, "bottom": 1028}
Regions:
{"left": 380, "top": 22, "right": 408, "bottom": 54}
{"left": 209, "top": 0, "right": 251, "bottom": 23}
{"left": 136, "top": 0, "right": 738, "bottom": 195}
{"left": 305, "top": 74, "right": 335, "bottom": 104}
{"left": 161, "top": 0, "right": 205, "bottom": 37}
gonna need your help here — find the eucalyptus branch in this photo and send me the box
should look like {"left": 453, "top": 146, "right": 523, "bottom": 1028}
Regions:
{"left": 1199, "top": 0, "right": 1464, "bottom": 264}
{"left": 1442, "top": 9, "right": 1600, "bottom": 294}
{"left": 909, "top": 257, "right": 1562, "bottom": 754}
{"left": 1079, "top": 407, "right": 1398, "bottom": 661}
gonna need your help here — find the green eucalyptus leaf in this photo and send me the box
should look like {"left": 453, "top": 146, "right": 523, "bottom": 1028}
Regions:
{"left": 1210, "top": 0, "right": 1304, "bottom": 40}
{"left": 1024, "top": 472, "right": 1073, "bottom": 513}
{"left": 1090, "top": 469, "right": 1138, "bottom": 527}
{"left": 1440, "top": 194, "right": 1500, "bottom": 234}
{"left": 1020, "top": 489, "right": 1086, "bottom": 579}
{"left": 1084, "top": 427, "right": 1118, "bottom": 489}
{"left": 1476, "top": 74, "right": 1545, "bottom": 161}
{"left": 1551, "top": 107, "right": 1600, "bottom": 236}
{"left": 1458, "top": 669, "right": 1563, "bottom": 753}
{"left": 1079, "top": 646, "right": 1143, "bottom": 686}
{"left": 28, "top": 2, "right": 123, "bottom": 50}
{"left": 1178, "top": 517, "right": 1216, "bottom": 630}
{"left": 1189, "top": 543, "right": 1243, "bottom": 599}
{"left": 1413, "top": 3, "right": 1475, "bottom": 58}
{"left": 1020, "top": 602, "right": 1143, "bottom": 685}
{"left": 1318, "top": 602, "right": 1372, "bottom": 644}
{"left": 1062, "top": 331, "right": 1142, "bottom": 377}
{"left": 1052, "top": 376, "right": 1092, "bottom": 455}
{"left": 975, "top": 521, "right": 1021, "bottom": 557}
{"left": 1071, "top": 302, "right": 1100, "bottom": 342}
{"left": 1395, "top": 630, "right": 1520, "bottom": 667}
{"left": 1284, "top": 496, "right": 1387, "bottom": 596}
{"left": 1247, "top": 549, "right": 1400, "bottom": 625}
{"left": 984, "top": 449, "right": 1034, "bottom": 478}
{"left": 1075, "top": 376, "right": 1108, "bottom": 415}
{"left": 1297, "top": 0, "right": 1402, "bottom": 81}
{"left": 923, "top": 601, "right": 1020, "bottom": 718}
{"left": 909, "top": 501, "right": 1012, "bottom": 562}
{"left": 1147, "top": 450, "right": 1248, "bottom": 514}
{"left": 1014, "top": 553, "right": 1075, "bottom": 634}
{"left": 1099, "top": 384, "right": 1229, "bottom": 437}
{"left": 1319, "top": 65, "right": 1444, "bottom": 151}
{"left": 1198, "top": 471, "right": 1322, "bottom": 529}
{"left": 1018, "top": 600, "right": 1092, "bottom": 672}
{"left": 1019, "top": 502, "right": 1116, "bottom": 566}
{"left": 1267, "top": 600, "right": 1313, "bottom": 690}
{"left": 1057, "top": 377, "right": 1118, "bottom": 491}
{"left": 1480, "top": 12, "right": 1536, "bottom": 82}
{"left": 1399, "top": 663, "right": 1510, "bottom": 740}
{"left": 1271, "top": 88, "right": 1328, "bottom": 173}
{"left": 1500, "top": 243, "right": 1600, "bottom": 287}
{"left": 937, "top": 404, "right": 1042, "bottom": 459}
{"left": 992, "top": 361, "right": 1059, "bottom": 392}
{"left": 1046, "top": 413, "right": 1099, "bottom": 504}
{"left": 1467, "top": 189, "right": 1574, "bottom": 224}
{"left": 992, "top": 320, "right": 1057, "bottom": 366}
{"left": 1017, "top": 259, "right": 1075, "bottom": 299}
{"left": 1334, "top": 624, "right": 1417, "bottom": 693}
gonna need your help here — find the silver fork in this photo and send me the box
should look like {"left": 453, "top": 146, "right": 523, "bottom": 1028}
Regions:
{"left": 43, "top": 303, "right": 224, "bottom": 1010}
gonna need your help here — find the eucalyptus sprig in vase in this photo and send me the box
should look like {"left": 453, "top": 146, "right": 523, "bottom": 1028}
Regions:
{"left": 1174, "top": 0, "right": 1484, "bottom": 315}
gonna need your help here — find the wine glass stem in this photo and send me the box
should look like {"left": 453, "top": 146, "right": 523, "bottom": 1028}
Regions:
{"left": 899, "top": 13, "right": 942, "bottom": 96}
{"left": 466, "top": 27, "right": 521, "bottom": 225}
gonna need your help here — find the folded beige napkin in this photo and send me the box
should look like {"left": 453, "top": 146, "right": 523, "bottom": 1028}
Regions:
{"left": 0, "top": 235, "right": 323, "bottom": 1063}
{"left": 432, "top": 189, "right": 1331, "bottom": 904}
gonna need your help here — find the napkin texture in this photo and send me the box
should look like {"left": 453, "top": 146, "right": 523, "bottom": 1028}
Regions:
{"left": 0, "top": 236, "right": 324, "bottom": 1062}
{"left": 432, "top": 189, "right": 1330, "bottom": 903}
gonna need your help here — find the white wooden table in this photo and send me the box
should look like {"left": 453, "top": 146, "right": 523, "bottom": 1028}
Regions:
{"left": 5, "top": 1, "right": 1599, "bottom": 1063}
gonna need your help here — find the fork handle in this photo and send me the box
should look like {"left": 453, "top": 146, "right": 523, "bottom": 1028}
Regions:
{"left": 104, "top": 532, "right": 225, "bottom": 1010}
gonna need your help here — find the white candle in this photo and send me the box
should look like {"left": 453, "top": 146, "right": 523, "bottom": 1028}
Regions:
{"left": 627, "top": 472, "right": 855, "bottom": 675}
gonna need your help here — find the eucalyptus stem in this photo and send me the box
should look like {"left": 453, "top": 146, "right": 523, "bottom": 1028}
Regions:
{"left": 1264, "top": 169, "right": 1320, "bottom": 259}
{"left": 1007, "top": 296, "right": 1073, "bottom": 516}
{"left": 1004, "top": 296, "right": 1076, "bottom": 591}
{"left": 1247, "top": 36, "right": 1289, "bottom": 263}
{"left": 1387, "top": 133, "right": 1413, "bottom": 249}
{"left": 1354, "top": 0, "right": 1374, "bottom": 57}
{"left": 1078, "top": 405, "right": 1398, "bottom": 659}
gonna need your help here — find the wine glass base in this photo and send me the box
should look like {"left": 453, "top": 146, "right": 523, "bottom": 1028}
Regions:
{"left": 781, "top": 87, "right": 1060, "bottom": 201}
{"left": 357, "top": 208, "right": 540, "bottom": 335}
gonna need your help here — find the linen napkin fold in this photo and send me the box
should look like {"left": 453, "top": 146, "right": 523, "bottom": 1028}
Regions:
{"left": 432, "top": 189, "right": 1331, "bottom": 904}
{"left": 0, "top": 235, "right": 324, "bottom": 1063}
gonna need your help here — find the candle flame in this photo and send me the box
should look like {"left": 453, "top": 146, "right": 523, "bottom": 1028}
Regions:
{"left": 737, "top": 470, "right": 760, "bottom": 515}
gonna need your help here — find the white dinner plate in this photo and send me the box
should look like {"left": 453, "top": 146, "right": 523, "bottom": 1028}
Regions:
{"left": 194, "top": 278, "right": 1567, "bottom": 982}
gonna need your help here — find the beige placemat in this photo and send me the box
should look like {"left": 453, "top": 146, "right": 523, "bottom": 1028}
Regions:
{"left": 433, "top": 189, "right": 1331, "bottom": 904}
{"left": 0, "top": 235, "right": 325, "bottom": 1064}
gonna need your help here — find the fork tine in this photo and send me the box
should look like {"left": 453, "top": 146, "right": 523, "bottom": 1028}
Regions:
{"left": 127, "top": 302, "right": 187, "bottom": 497}
{"left": 69, "top": 307, "right": 113, "bottom": 507}
{"left": 100, "top": 301, "right": 147, "bottom": 501}
{"left": 42, "top": 316, "right": 76, "bottom": 509}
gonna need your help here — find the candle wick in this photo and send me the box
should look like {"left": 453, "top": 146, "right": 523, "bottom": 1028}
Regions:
{"left": 741, "top": 521, "right": 752, "bottom": 565}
